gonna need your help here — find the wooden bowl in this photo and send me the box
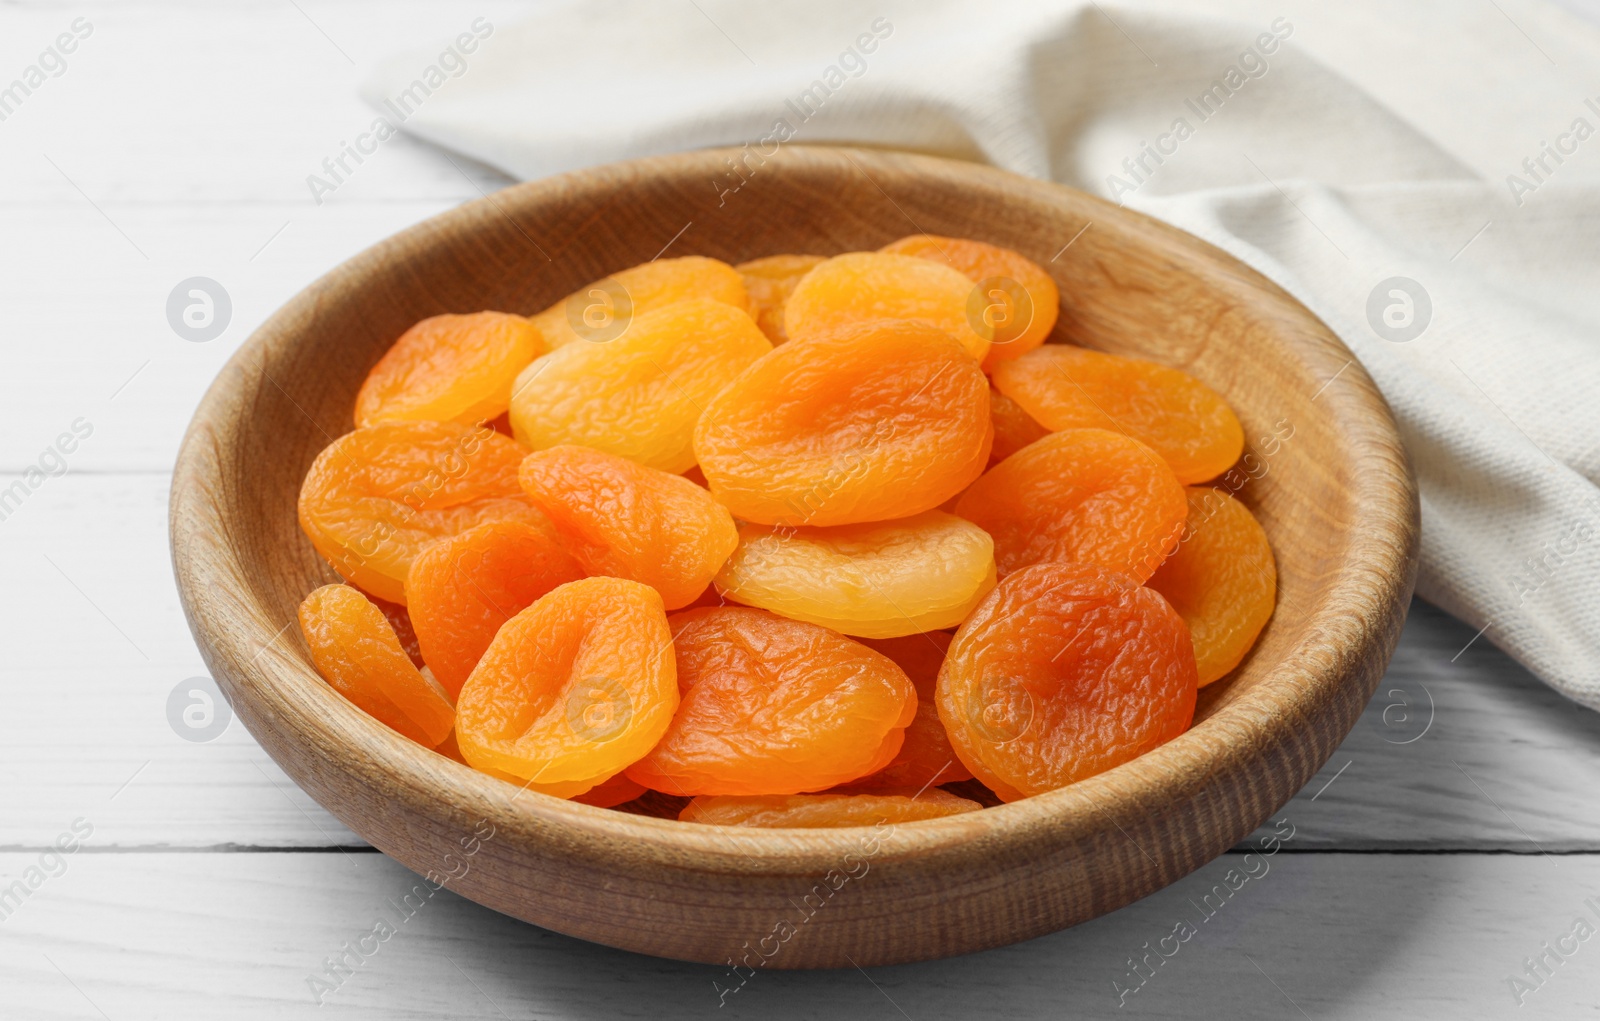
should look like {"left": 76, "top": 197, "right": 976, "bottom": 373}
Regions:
{"left": 170, "top": 146, "right": 1418, "bottom": 968}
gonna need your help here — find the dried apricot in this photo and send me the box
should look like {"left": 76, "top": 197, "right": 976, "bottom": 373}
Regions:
{"left": 369, "top": 595, "right": 425, "bottom": 668}
{"left": 714, "top": 511, "right": 996, "bottom": 638}
{"left": 680, "top": 789, "right": 980, "bottom": 827}
{"left": 992, "top": 346, "right": 1243, "bottom": 483}
{"left": 455, "top": 576, "right": 676, "bottom": 798}
{"left": 936, "top": 563, "right": 1197, "bottom": 800}
{"left": 404, "top": 519, "right": 585, "bottom": 698}
{"left": 626, "top": 607, "right": 916, "bottom": 796}
{"left": 879, "top": 235, "right": 1059, "bottom": 370}
{"left": 298, "top": 584, "right": 455, "bottom": 747}
{"left": 508, "top": 298, "right": 771, "bottom": 473}
{"left": 354, "top": 312, "right": 541, "bottom": 428}
{"left": 737, "top": 254, "right": 825, "bottom": 344}
{"left": 954, "top": 428, "right": 1186, "bottom": 582}
{"left": 694, "top": 321, "right": 992, "bottom": 526}
{"left": 530, "top": 255, "right": 749, "bottom": 349}
{"left": 572, "top": 773, "right": 648, "bottom": 808}
{"left": 518, "top": 445, "right": 738, "bottom": 610}
{"left": 855, "top": 632, "right": 972, "bottom": 788}
{"left": 988, "top": 387, "right": 1050, "bottom": 463}
{"left": 298, "top": 421, "right": 549, "bottom": 604}
{"left": 1148, "top": 487, "right": 1276, "bottom": 686}
{"left": 784, "top": 252, "right": 991, "bottom": 362}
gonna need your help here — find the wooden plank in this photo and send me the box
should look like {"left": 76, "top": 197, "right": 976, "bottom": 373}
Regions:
{"left": 0, "top": 0, "right": 527, "bottom": 204}
{"left": 0, "top": 849, "right": 1593, "bottom": 1018}
{"left": 0, "top": 202, "right": 512, "bottom": 473}
{"left": 1249, "top": 598, "right": 1600, "bottom": 851}
{"left": 2, "top": 473, "right": 1597, "bottom": 850}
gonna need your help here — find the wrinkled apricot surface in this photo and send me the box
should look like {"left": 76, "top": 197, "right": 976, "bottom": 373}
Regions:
{"left": 455, "top": 576, "right": 677, "bottom": 798}
{"left": 354, "top": 312, "right": 541, "bottom": 428}
{"left": 680, "top": 789, "right": 980, "bottom": 827}
{"left": 508, "top": 298, "right": 771, "bottom": 473}
{"left": 1149, "top": 487, "right": 1276, "bottom": 686}
{"left": 626, "top": 607, "right": 916, "bottom": 796}
{"left": 955, "top": 428, "right": 1186, "bottom": 582}
{"left": 298, "top": 584, "right": 455, "bottom": 747}
{"left": 737, "top": 254, "right": 825, "bottom": 344}
{"left": 988, "top": 387, "right": 1050, "bottom": 463}
{"left": 298, "top": 421, "right": 549, "bottom": 604}
{"left": 404, "top": 519, "right": 585, "bottom": 698}
{"left": 530, "top": 256, "right": 749, "bottom": 349}
{"left": 856, "top": 632, "right": 972, "bottom": 788}
{"left": 695, "top": 321, "right": 992, "bottom": 526}
{"left": 784, "top": 252, "right": 991, "bottom": 362}
{"left": 572, "top": 772, "right": 648, "bottom": 808}
{"left": 879, "top": 235, "right": 1059, "bottom": 370}
{"left": 992, "top": 346, "right": 1244, "bottom": 484}
{"left": 937, "top": 563, "right": 1197, "bottom": 800}
{"left": 714, "top": 511, "right": 996, "bottom": 638}
{"left": 518, "top": 445, "right": 738, "bottom": 610}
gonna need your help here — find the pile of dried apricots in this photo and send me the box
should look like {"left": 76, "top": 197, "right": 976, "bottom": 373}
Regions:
{"left": 295, "top": 235, "right": 1277, "bottom": 828}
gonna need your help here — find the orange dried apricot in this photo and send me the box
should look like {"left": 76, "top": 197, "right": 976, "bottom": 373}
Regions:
{"left": 988, "top": 387, "right": 1050, "bottom": 463}
{"left": 954, "top": 428, "right": 1186, "bottom": 582}
{"left": 855, "top": 632, "right": 972, "bottom": 788}
{"left": 1148, "top": 487, "right": 1276, "bottom": 686}
{"left": 298, "top": 584, "right": 455, "bottom": 747}
{"left": 404, "top": 519, "right": 585, "bottom": 698}
{"left": 992, "top": 345, "right": 1243, "bottom": 483}
{"left": 354, "top": 312, "right": 541, "bottom": 428}
{"left": 369, "top": 594, "right": 425, "bottom": 668}
{"left": 518, "top": 445, "right": 738, "bottom": 610}
{"left": 737, "top": 254, "right": 825, "bottom": 344}
{"left": 572, "top": 773, "right": 648, "bottom": 808}
{"left": 694, "top": 321, "right": 992, "bottom": 526}
{"left": 879, "top": 234, "right": 1059, "bottom": 370}
{"left": 680, "top": 789, "right": 980, "bottom": 827}
{"left": 530, "top": 255, "right": 749, "bottom": 349}
{"left": 713, "top": 511, "right": 996, "bottom": 638}
{"left": 508, "top": 298, "right": 771, "bottom": 473}
{"left": 937, "top": 563, "right": 1197, "bottom": 800}
{"left": 298, "top": 421, "right": 549, "bottom": 604}
{"left": 626, "top": 607, "right": 916, "bottom": 796}
{"left": 784, "top": 252, "right": 991, "bottom": 362}
{"left": 455, "top": 576, "right": 676, "bottom": 798}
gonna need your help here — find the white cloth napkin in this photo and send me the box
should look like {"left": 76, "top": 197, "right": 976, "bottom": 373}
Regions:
{"left": 363, "top": 0, "right": 1600, "bottom": 710}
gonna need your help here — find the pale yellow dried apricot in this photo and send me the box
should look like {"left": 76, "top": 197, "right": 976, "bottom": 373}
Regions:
{"left": 508, "top": 298, "right": 770, "bottom": 473}
{"left": 737, "top": 254, "right": 825, "bottom": 344}
{"left": 784, "top": 252, "right": 991, "bottom": 362}
{"left": 530, "top": 256, "right": 749, "bottom": 348}
{"left": 879, "top": 235, "right": 1059, "bottom": 370}
{"left": 714, "top": 511, "right": 996, "bottom": 638}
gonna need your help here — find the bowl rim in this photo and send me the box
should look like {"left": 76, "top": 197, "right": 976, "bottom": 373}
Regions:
{"left": 171, "top": 144, "right": 1418, "bottom": 878}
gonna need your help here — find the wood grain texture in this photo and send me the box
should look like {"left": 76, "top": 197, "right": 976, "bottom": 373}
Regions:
{"left": 3, "top": 850, "right": 1589, "bottom": 1020}
{"left": 168, "top": 145, "right": 1419, "bottom": 967}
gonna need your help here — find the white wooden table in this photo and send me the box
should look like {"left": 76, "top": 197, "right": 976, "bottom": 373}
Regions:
{"left": 3, "top": 2, "right": 1599, "bottom": 1017}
